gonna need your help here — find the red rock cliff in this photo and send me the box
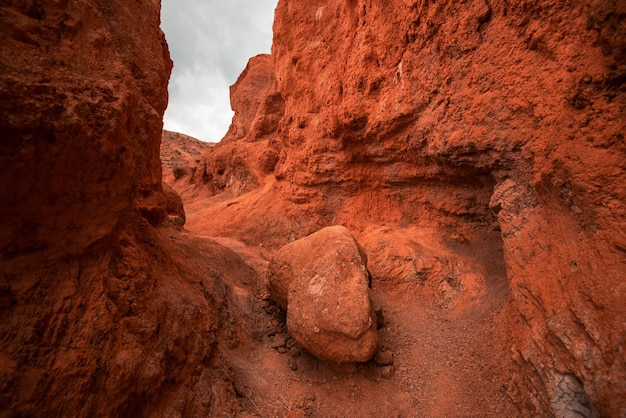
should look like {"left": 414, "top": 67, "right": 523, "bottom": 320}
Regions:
{"left": 0, "top": 0, "right": 171, "bottom": 258}
{"left": 189, "top": 0, "right": 625, "bottom": 415}
{"left": 0, "top": 2, "right": 240, "bottom": 416}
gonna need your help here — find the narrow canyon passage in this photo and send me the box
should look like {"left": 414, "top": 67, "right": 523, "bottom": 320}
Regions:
{"left": 1, "top": 0, "right": 624, "bottom": 416}
{"left": 163, "top": 120, "right": 521, "bottom": 416}
{"left": 173, "top": 184, "right": 516, "bottom": 417}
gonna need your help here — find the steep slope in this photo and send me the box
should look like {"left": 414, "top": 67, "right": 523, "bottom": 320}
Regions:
{"left": 186, "top": 0, "right": 626, "bottom": 416}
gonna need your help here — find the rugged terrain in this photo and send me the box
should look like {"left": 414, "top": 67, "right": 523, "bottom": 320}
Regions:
{"left": 161, "top": 130, "right": 214, "bottom": 187}
{"left": 1, "top": 0, "right": 625, "bottom": 417}
{"left": 183, "top": 0, "right": 626, "bottom": 416}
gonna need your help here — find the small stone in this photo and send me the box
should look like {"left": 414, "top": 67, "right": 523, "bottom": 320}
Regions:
{"left": 375, "top": 350, "right": 394, "bottom": 366}
{"left": 289, "top": 346, "right": 301, "bottom": 358}
{"left": 381, "top": 365, "right": 394, "bottom": 379}
{"left": 271, "top": 334, "right": 286, "bottom": 349}
{"left": 277, "top": 346, "right": 287, "bottom": 354}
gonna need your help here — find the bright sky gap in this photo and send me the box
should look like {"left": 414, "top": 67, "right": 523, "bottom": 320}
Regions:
{"left": 160, "top": 0, "right": 278, "bottom": 142}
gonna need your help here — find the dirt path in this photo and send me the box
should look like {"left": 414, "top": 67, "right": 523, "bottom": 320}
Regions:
{"left": 381, "top": 290, "right": 514, "bottom": 417}
{"left": 176, "top": 221, "right": 518, "bottom": 417}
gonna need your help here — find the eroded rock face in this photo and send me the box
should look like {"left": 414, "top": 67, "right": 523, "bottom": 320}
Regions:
{"left": 161, "top": 130, "right": 214, "bottom": 189}
{"left": 269, "top": 2, "right": 625, "bottom": 415}
{"left": 0, "top": 2, "right": 239, "bottom": 416}
{"left": 267, "top": 226, "right": 377, "bottom": 363}
{"left": 191, "top": 54, "right": 284, "bottom": 200}
{"left": 225, "top": 54, "right": 285, "bottom": 142}
{"left": 0, "top": 0, "right": 171, "bottom": 259}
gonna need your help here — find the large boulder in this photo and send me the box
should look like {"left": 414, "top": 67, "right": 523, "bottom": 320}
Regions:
{"left": 266, "top": 226, "right": 377, "bottom": 363}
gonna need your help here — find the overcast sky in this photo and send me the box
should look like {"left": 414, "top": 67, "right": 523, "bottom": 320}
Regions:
{"left": 160, "top": 0, "right": 278, "bottom": 142}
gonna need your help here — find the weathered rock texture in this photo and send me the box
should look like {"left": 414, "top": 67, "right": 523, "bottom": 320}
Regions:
{"left": 225, "top": 53, "right": 285, "bottom": 143}
{"left": 160, "top": 130, "right": 214, "bottom": 190}
{"left": 190, "top": 54, "right": 284, "bottom": 202}
{"left": 0, "top": 0, "right": 173, "bottom": 248}
{"left": 159, "top": 130, "right": 214, "bottom": 220}
{"left": 187, "top": 0, "right": 626, "bottom": 415}
{"left": 267, "top": 226, "right": 377, "bottom": 363}
{"left": 0, "top": 2, "right": 240, "bottom": 416}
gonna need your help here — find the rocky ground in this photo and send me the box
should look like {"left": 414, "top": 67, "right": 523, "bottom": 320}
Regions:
{"left": 159, "top": 131, "right": 517, "bottom": 417}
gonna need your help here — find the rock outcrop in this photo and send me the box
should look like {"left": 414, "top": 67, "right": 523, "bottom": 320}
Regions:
{"left": 0, "top": 2, "right": 239, "bottom": 416}
{"left": 225, "top": 53, "right": 285, "bottom": 142}
{"left": 160, "top": 130, "right": 214, "bottom": 190}
{"left": 187, "top": 0, "right": 626, "bottom": 415}
{"left": 267, "top": 226, "right": 377, "bottom": 363}
{"left": 189, "top": 55, "right": 283, "bottom": 201}
{"left": 4, "top": 0, "right": 622, "bottom": 415}
{"left": 0, "top": 0, "right": 171, "bottom": 258}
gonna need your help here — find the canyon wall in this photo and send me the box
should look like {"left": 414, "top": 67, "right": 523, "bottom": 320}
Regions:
{"left": 271, "top": 1, "right": 626, "bottom": 415}
{"left": 0, "top": 2, "right": 238, "bottom": 416}
{"left": 192, "top": 0, "right": 626, "bottom": 415}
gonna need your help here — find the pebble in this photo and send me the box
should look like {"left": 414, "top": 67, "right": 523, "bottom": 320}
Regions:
{"left": 375, "top": 350, "right": 394, "bottom": 367}
{"left": 381, "top": 365, "right": 395, "bottom": 379}
{"left": 271, "top": 334, "right": 286, "bottom": 349}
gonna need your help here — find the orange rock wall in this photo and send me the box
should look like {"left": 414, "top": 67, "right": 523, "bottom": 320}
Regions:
{"left": 225, "top": 54, "right": 285, "bottom": 142}
{"left": 0, "top": 2, "right": 237, "bottom": 416}
{"left": 0, "top": 0, "right": 171, "bottom": 258}
{"left": 270, "top": 1, "right": 625, "bottom": 415}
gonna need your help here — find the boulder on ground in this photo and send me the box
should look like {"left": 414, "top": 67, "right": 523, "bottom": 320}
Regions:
{"left": 266, "top": 226, "right": 377, "bottom": 363}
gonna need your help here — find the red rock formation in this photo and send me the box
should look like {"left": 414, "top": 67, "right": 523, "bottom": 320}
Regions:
{"left": 160, "top": 130, "right": 214, "bottom": 215}
{"left": 0, "top": 2, "right": 240, "bottom": 416}
{"left": 267, "top": 226, "right": 377, "bottom": 363}
{"left": 183, "top": 54, "right": 311, "bottom": 243}
{"left": 188, "top": 0, "right": 625, "bottom": 415}
{"left": 7, "top": 0, "right": 620, "bottom": 414}
{"left": 192, "top": 56, "right": 280, "bottom": 199}
{"left": 0, "top": 0, "right": 174, "bottom": 252}
{"left": 224, "top": 54, "right": 285, "bottom": 142}
{"left": 160, "top": 130, "right": 214, "bottom": 189}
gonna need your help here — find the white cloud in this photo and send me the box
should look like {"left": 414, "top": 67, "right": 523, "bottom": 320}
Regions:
{"left": 161, "top": 0, "right": 277, "bottom": 142}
